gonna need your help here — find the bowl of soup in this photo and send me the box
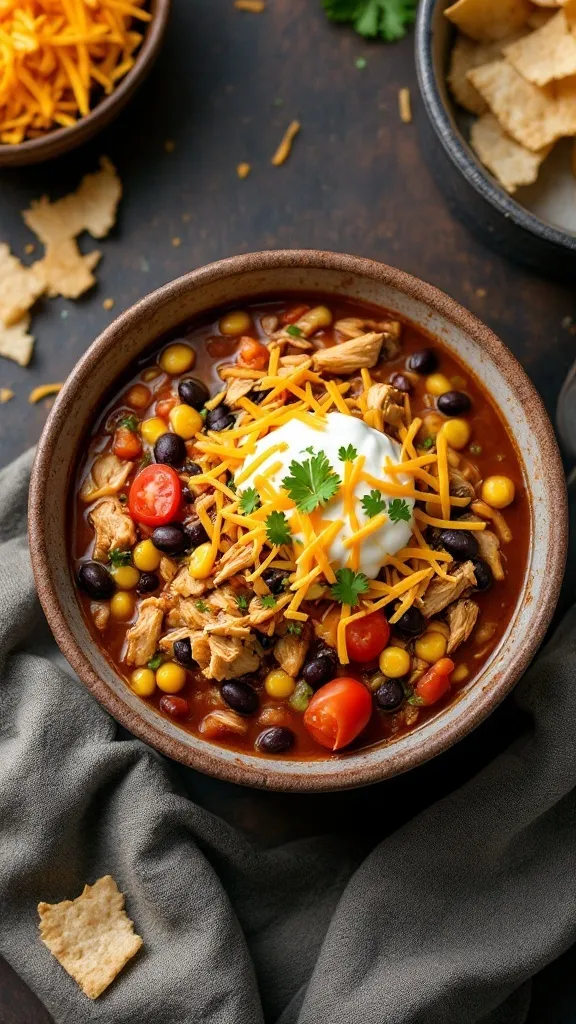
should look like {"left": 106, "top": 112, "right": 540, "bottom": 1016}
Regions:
{"left": 28, "top": 250, "right": 567, "bottom": 791}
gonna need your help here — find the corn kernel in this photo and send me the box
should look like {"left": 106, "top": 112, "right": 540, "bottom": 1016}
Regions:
{"left": 159, "top": 343, "right": 196, "bottom": 375}
{"left": 110, "top": 591, "right": 135, "bottom": 621}
{"left": 264, "top": 668, "right": 296, "bottom": 699}
{"left": 296, "top": 305, "right": 332, "bottom": 334}
{"left": 481, "top": 475, "right": 515, "bottom": 509}
{"left": 133, "top": 539, "right": 162, "bottom": 571}
{"left": 441, "top": 418, "right": 471, "bottom": 450}
{"left": 219, "top": 310, "right": 252, "bottom": 336}
{"left": 110, "top": 565, "right": 140, "bottom": 590}
{"left": 426, "top": 373, "right": 452, "bottom": 397}
{"left": 130, "top": 668, "right": 157, "bottom": 697}
{"left": 188, "top": 542, "right": 216, "bottom": 580}
{"left": 142, "top": 367, "right": 162, "bottom": 382}
{"left": 379, "top": 646, "right": 411, "bottom": 678}
{"left": 125, "top": 384, "right": 151, "bottom": 410}
{"left": 415, "top": 631, "right": 447, "bottom": 663}
{"left": 169, "top": 403, "right": 203, "bottom": 440}
{"left": 140, "top": 416, "right": 168, "bottom": 446}
{"left": 426, "top": 619, "right": 450, "bottom": 639}
{"left": 156, "top": 661, "right": 187, "bottom": 693}
{"left": 451, "top": 664, "right": 469, "bottom": 684}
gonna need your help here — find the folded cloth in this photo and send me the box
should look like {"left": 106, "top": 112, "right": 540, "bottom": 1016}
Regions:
{"left": 1, "top": 449, "right": 575, "bottom": 1024}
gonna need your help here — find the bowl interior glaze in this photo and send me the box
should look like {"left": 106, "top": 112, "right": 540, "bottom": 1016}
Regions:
{"left": 29, "top": 251, "right": 567, "bottom": 792}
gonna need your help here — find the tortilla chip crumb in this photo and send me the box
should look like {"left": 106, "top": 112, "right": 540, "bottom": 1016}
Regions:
{"left": 271, "top": 120, "right": 300, "bottom": 166}
{"left": 34, "top": 240, "right": 101, "bottom": 300}
{"left": 234, "top": 0, "right": 265, "bottom": 10}
{"left": 22, "top": 157, "right": 121, "bottom": 246}
{"left": 0, "top": 315, "right": 34, "bottom": 366}
{"left": 0, "top": 388, "right": 14, "bottom": 403}
{"left": 0, "top": 243, "right": 44, "bottom": 328}
{"left": 38, "top": 876, "right": 143, "bottom": 1000}
{"left": 164, "top": 139, "right": 175, "bottom": 153}
{"left": 398, "top": 87, "right": 412, "bottom": 123}
{"left": 103, "top": 298, "right": 115, "bottom": 310}
{"left": 24, "top": 243, "right": 35, "bottom": 255}
{"left": 182, "top": 212, "right": 191, "bottom": 223}
{"left": 475, "top": 287, "right": 487, "bottom": 298}
{"left": 237, "top": 162, "right": 251, "bottom": 179}
{"left": 29, "top": 382, "right": 63, "bottom": 403}
{"left": 171, "top": 236, "right": 182, "bottom": 248}
{"left": 470, "top": 111, "right": 550, "bottom": 192}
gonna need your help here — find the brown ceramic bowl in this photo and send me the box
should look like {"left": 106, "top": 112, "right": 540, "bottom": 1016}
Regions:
{"left": 0, "top": 0, "right": 170, "bottom": 168}
{"left": 29, "top": 251, "right": 567, "bottom": 792}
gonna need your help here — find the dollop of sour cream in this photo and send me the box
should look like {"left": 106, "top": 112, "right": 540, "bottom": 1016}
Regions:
{"left": 235, "top": 412, "right": 414, "bottom": 579}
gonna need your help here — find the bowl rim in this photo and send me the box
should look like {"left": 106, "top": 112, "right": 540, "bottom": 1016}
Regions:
{"left": 29, "top": 249, "right": 568, "bottom": 792}
{"left": 0, "top": 0, "right": 170, "bottom": 165}
{"left": 415, "top": 0, "right": 576, "bottom": 254}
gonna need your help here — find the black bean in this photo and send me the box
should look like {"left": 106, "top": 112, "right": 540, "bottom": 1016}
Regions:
{"left": 136, "top": 571, "right": 160, "bottom": 594}
{"left": 394, "top": 606, "right": 426, "bottom": 639}
{"left": 375, "top": 679, "right": 405, "bottom": 711}
{"left": 256, "top": 726, "right": 294, "bottom": 754}
{"left": 206, "top": 405, "right": 235, "bottom": 431}
{"left": 173, "top": 637, "right": 194, "bottom": 665}
{"left": 178, "top": 377, "right": 210, "bottom": 409}
{"left": 154, "top": 431, "right": 186, "bottom": 467}
{"left": 159, "top": 695, "right": 189, "bottom": 718}
{"left": 471, "top": 557, "right": 493, "bottom": 592}
{"left": 185, "top": 519, "right": 209, "bottom": 548}
{"left": 182, "top": 487, "right": 194, "bottom": 503}
{"left": 438, "top": 528, "right": 478, "bottom": 561}
{"left": 262, "top": 568, "right": 289, "bottom": 594}
{"left": 407, "top": 349, "right": 438, "bottom": 375}
{"left": 248, "top": 387, "right": 271, "bottom": 405}
{"left": 302, "top": 655, "right": 336, "bottom": 689}
{"left": 151, "top": 522, "right": 187, "bottom": 555}
{"left": 77, "top": 561, "right": 115, "bottom": 600}
{"left": 389, "top": 372, "right": 413, "bottom": 394}
{"left": 258, "top": 633, "right": 276, "bottom": 650}
{"left": 437, "top": 390, "right": 472, "bottom": 417}
{"left": 183, "top": 461, "right": 202, "bottom": 477}
{"left": 221, "top": 679, "right": 259, "bottom": 715}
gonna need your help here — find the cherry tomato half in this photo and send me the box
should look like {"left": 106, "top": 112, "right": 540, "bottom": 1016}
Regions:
{"left": 345, "top": 610, "right": 390, "bottom": 664}
{"left": 414, "top": 658, "right": 454, "bottom": 706}
{"left": 303, "top": 677, "right": 372, "bottom": 751}
{"left": 238, "top": 337, "right": 270, "bottom": 370}
{"left": 129, "top": 464, "right": 182, "bottom": 526}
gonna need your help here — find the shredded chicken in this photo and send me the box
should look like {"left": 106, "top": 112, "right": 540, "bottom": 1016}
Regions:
{"left": 312, "top": 332, "right": 384, "bottom": 375}
{"left": 261, "top": 314, "right": 279, "bottom": 335}
{"left": 176, "top": 597, "right": 213, "bottom": 630}
{"left": 169, "top": 565, "right": 207, "bottom": 599}
{"left": 90, "top": 601, "right": 109, "bottom": 632}
{"left": 446, "top": 599, "right": 480, "bottom": 654}
{"left": 279, "top": 353, "right": 310, "bottom": 366}
{"left": 421, "top": 561, "right": 477, "bottom": 618}
{"left": 191, "top": 632, "right": 211, "bottom": 668}
{"left": 80, "top": 453, "right": 133, "bottom": 503}
{"left": 449, "top": 467, "right": 476, "bottom": 502}
{"left": 206, "top": 584, "right": 244, "bottom": 617}
{"left": 199, "top": 709, "right": 248, "bottom": 738}
{"left": 248, "top": 594, "right": 280, "bottom": 626}
{"left": 125, "top": 597, "right": 165, "bottom": 667}
{"left": 159, "top": 557, "right": 178, "bottom": 583}
{"left": 158, "top": 627, "right": 197, "bottom": 655}
{"left": 476, "top": 527, "right": 505, "bottom": 581}
{"left": 365, "top": 383, "right": 405, "bottom": 425}
{"left": 471, "top": 500, "right": 512, "bottom": 543}
{"left": 225, "top": 376, "right": 255, "bottom": 406}
{"left": 206, "top": 634, "right": 260, "bottom": 681}
{"left": 408, "top": 657, "right": 428, "bottom": 687}
{"left": 334, "top": 318, "right": 402, "bottom": 359}
{"left": 205, "top": 614, "right": 252, "bottom": 638}
{"left": 274, "top": 622, "right": 311, "bottom": 677}
{"left": 88, "top": 497, "right": 137, "bottom": 562}
{"left": 213, "top": 541, "right": 256, "bottom": 586}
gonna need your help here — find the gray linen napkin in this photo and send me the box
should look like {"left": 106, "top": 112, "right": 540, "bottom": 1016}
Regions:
{"left": 1, "top": 449, "right": 576, "bottom": 1024}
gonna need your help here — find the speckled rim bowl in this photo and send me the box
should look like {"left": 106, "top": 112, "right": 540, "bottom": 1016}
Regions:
{"left": 29, "top": 250, "right": 567, "bottom": 792}
{"left": 0, "top": 0, "right": 170, "bottom": 168}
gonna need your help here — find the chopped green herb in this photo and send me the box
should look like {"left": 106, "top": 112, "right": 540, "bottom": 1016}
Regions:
{"left": 200, "top": 407, "right": 208, "bottom": 420}
{"left": 421, "top": 437, "right": 434, "bottom": 451}
{"left": 388, "top": 498, "right": 412, "bottom": 523}
{"left": 286, "top": 324, "right": 303, "bottom": 338}
{"left": 118, "top": 414, "right": 139, "bottom": 431}
{"left": 407, "top": 694, "right": 424, "bottom": 707}
{"left": 361, "top": 489, "right": 386, "bottom": 518}
{"left": 322, "top": 0, "right": 417, "bottom": 42}
{"left": 261, "top": 594, "right": 277, "bottom": 609}
{"left": 355, "top": 56, "right": 367, "bottom": 68}
{"left": 108, "top": 548, "right": 132, "bottom": 567}
{"left": 140, "top": 452, "right": 153, "bottom": 468}
{"left": 302, "top": 445, "right": 315, "bottom": 455}
{"left": 287, "top": 621, "right": 303, "bottom": 635}
{"left": 338, "top": 444, "right": 358, "bottom": 462}
{"left": 265, "top": 510, "right": 292, "bottom": 546}
{"left": 147, "top": 653, "right": 163, "bottom": 671}
{"left": 289, "top": 680, "right": 314, "bottom": 712}
{"left": 282, "top": 451, "right": 341, "bottom": 514}
{"left": 195, "top": 600, "right": 209, "bottom": 613}
{"left": 238, "top": 487, "right": 261, "bottom": 515}
{"left": 469, "top": 443, "right": 482, "bottom": 456}
{"left": 330, "top": 567, "right": 369, "bottom": 607}
{"left": 235, "top": 594, "right": 249, "bottom": 612}
{"left": 228, "top": 478, "right": 237, "bottom": 493}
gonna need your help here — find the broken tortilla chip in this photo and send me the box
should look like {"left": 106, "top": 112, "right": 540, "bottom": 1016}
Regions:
{"left": 467, "top": 60, "right": 576, "bottom": 152}
{"left": 34, "top": 240, "right": 101, "bottom": 300}
{"left": 470, "top": 112, "right": 551, "bottom": 192}
{"left": 444, "top": 0, "right": 531, "bottom": 41}
{"left": 0, "top": 243, "right": 44, "bottom": 328}
{"left": 38, "top": 875, "right": 142, "bottom": 1000}
{"left": 22, "top": 157, "right": 122, "bottom": 246}
{"left": 0, "top": 315, "right": 34, "bottom": 366}
{"left": 504, "top": 11, "right": 576, "bottom": 86}
{"left": 447, "top": 31, "right": 526, "bottom": 114}
{"left": 0, "top": 387, "right": 14, "bottom": 402}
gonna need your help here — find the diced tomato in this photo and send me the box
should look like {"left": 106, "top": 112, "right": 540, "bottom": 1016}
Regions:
{"left": 156, "top": 396, "right": 179, "bottom": 420}
{"left": 238, "top": 337, "right": 270, "bottom": 370}
{"left": 346, "top": 611, "right": 390, "bottom": 663}
{"left": 128, "top": 464, "right": 182, "bottom": 526}
{"left": 414, "top": 658, "right": 454, "bottom": 706}
{"left": 280, "top": 304, "right": 309, "bottom": 325}
{"left": 112, "top": 426, "right": 142, "bottom": 461}
{"left": 303, "top": 677, "right": 372, "bottom": 751}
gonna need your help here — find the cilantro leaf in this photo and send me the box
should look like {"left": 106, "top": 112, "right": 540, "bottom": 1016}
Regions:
{"left": 108, "top": 548, "right": 132, "bottom": 567}
{"left": 338, "top": 444, "right": 358, "bottom": 462}
{"left": 140, "top": 452, "right": 152, "bottom": 468}
{"left": 322, "top": 0, "right": 417, "bottom": 42}
{"left": 238, "top": 487, "right": 260, "bottom": 515}
{"left": 147, "top": 652, "right": 163, "bottom": 670}
{"left": 330, "top": 567, "right": 369, "bottom": 607}
{"left": 261, "top": 594, "right": 277, "bottom": 609}
{"left": 118, "top": 414, "right": 139, "bottom": 431}
{"left": 282, "top": 451, "right": 341, "bottom": 513}
{"left": 407, "top": 694, "right": 424, "bottom": 707}
{"left": 235, "top": 594, "right": 249, "bottom": 611}
{"left": 287, "top": 622, "right": 303, "bottom": 635}
{"left": 195, "top": 600, "right": 209, "bottom": 613}
{"left": 388, "top": 498, "right": 412, "bottom": 523}
{"left": 265, "top": 510, "right": 292, "bottom": 546}
{"left": 421, "top": 437, "right": 434, "bottom": 450}
{"left": 361, "top": 489, "right": 386, "bottom": 518}
{"left": 228, "top": 477, "right": 237, "bottom": 493}
{"left": 286, "top": 324, "right": 303, "bottom": 337}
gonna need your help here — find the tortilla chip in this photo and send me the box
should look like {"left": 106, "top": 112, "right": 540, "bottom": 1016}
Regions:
{"left": 22, "top": 157, "right": 121, "bottom": 246}
{"left": 528, "top": 7, "right": 556, "bottom": 26}
{"left": 0, "top": 243, "right": 44, "bottom": 328}
{"left": 0, "top": 315, "right": 34, "bottom": 366}
{"left": 38, "top": 876, "right": 142, "bottom": 1000}
{"left": 444, "top": 0, "right": 531, "bottom": 40}
{"left": 447, "top": 31, "right": 526, "bottom": 113}
{"left": 504, "top": 11, "right": 576, "bottom": 85}
{"left": 470, "top": 112, "right": 550, "bottom": 192}
{"left": 467, "top": 60, "right": 576, "bottom": 151}
{"left": 34, "top": 239, "right": 101, "bottom": 299}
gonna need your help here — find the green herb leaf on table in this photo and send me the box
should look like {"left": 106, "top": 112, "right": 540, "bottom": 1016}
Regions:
{"left": 195, "top": 600, "right": 209, "bottom": 613}
{"left": 238, "top": 487, "right": 261, "bottom": 515}
{"left": 266, "top": 510, "right": 292, "bottom": 546}
{"left": 261, "top": 594, "right": 277, "bottom": 609}
{"left": 287, "top": 621, "right": 303, "bottom": 635}
{"left": 322, "top": 0, "right": 417, "bottom": 41}
{"left": 330, "top": 567, "right": 369, "bottom": 607}
{"left": 235, "top": 594, "right": 249, "bottom": 611}
{"left": 388, "top": 498, "right": 411, "bottom": 523}
{"left": 118, "top": 414, "right": 139, "bottom": 432}
{"left": 108, "top": 548, "right": 132, "bottom": 567}
{"left": 147, "top": 653, "right": 163, "bottom": 671}
{"left": 361, "top": 489, "right": 386, "bottom": 518}
{"left": 338, "top": 444, "right": 358, "bottom": 462}
{"left": 286, "top": 324, "right": 303, "bottom": 338}
{"left": 282, "top": 451, "right": 341, "bottom": 514}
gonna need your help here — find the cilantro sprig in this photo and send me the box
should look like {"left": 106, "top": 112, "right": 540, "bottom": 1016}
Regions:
{"left": 338, "top": 444, "right": 358, "bottom": 462}
{"left": 265, "top": 510, "right": 292, "bottom": 546}
{"left": 282, "top": 451, "right": 341, "bottom": 514}
{"left": 388, "top": 498, "right": 411, "bottom": 523}
{"left": 108, "top": 548, "right": 132, "bottom": 567}
{"left": 287, "top": 622, "right": 303, "bottom": 635}
{"left": 361, "top": 490, "right": 386, "bottom": 518}
{"left": 322, "top": 0, "right": 417, "bottom": 42}
{"left": 261, "top": 594, "right": 277, "bottom": 609}
{"left": 195, "top": 600, "right": 209, "bottom": 613}
{"left": 238, "top": 487, "right": 260, "bottom": 515}
{"left": 330, "top": 568, "right": 369, "bottom": 607}
{"left": 118, "top": 414, "right": 139, "bottom": 432}
{"left": 235, "top": 594, "right": 249, "bottom": 612}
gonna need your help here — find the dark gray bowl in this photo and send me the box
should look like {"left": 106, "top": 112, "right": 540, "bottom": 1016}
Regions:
{"left": 415, "top": 0, "right": 576, "bottom": 282}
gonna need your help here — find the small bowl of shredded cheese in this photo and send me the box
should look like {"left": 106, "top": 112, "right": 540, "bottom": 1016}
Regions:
{"left": 0, "top": 0, "right": 170, "bottom": 166}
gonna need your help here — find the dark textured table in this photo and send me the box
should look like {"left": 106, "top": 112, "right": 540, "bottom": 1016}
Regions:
{"left": 1, "top": 1, "right": 575, "bottom": 1020}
